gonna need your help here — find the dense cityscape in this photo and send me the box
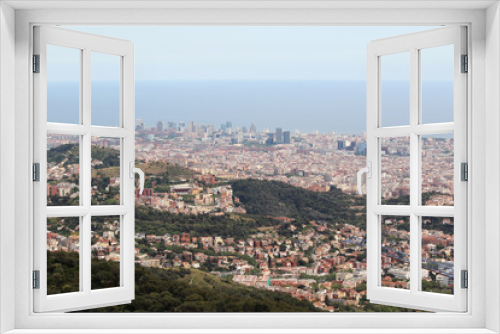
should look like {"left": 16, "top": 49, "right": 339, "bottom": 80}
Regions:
{"left": 46, "top": 119, "right": 455, "bottom": 312}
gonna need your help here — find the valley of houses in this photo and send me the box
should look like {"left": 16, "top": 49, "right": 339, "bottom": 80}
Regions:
{"left": 135, "top": 222, "right": 369, "bottom": 311}
{"left": 48, "top": 214, "right": 454, "bottom": 311}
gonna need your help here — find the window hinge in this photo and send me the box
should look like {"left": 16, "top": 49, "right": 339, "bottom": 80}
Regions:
{"left": 461, "top": 54, "right": 468, "bottom": 73}
{"left": 461, "top": 162, "right": 468, "bottom": 181}
{"left": 461, "top": 270, "right": 468, "bottom": 289}
{"left": 33, "top": 54, "right": 40, "bottom": 73}
{"left": 33, "top": 163, "right": 40, "bottom": 182}
{"left": 33, "top": 270, "right": 40, "bottom": 289}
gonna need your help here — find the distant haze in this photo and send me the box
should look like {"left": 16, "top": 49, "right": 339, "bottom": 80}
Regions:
{"left": 47, "top": 80, "right": 453, "bottom": 133}
{"left": 48, "top": 26, "right": 454, "bottom": 132}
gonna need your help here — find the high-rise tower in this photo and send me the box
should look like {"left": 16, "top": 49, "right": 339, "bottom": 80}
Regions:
{"left": 275, "top": 127, "right": 283, "bottom": 144}
{"left": 157, "top": 121, "right": 164, "bottom": 133}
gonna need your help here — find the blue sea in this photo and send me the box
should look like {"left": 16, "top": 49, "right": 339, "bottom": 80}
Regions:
{"left": 47, "top": 80, "right": 453, "bottom": 133}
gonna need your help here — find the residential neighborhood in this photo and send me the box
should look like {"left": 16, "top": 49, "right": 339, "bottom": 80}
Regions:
{"left": 46, "top": 120, "right": 455, "bottom": 311}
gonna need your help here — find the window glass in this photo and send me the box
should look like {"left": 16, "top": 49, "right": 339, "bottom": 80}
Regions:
{"left": 91, "top": 137, "right": 121, "bottom": 205}
{"left": 91, "top": 52, "right": 121, "bottom": 127}
{"left": 47, "top": 133, "right": 80, "bottom": 206}
{"left": 381, "top": 216, "right": 410, "bottom": 290}
{"left": 381, "top": 137, "right": 410, "bottom": 205}
{"left": 421, "top": 216, "right": 454, "bottom": 294}
{"left": 47, "top": 217, "right": 80, "bottom": 295}
{"left": 91, "top": 216, "right": 121, "bottom": 290}
{"left": 421, "top": 45, "right": 454, "bottom": 124}
{"left": 421, "top": 134, "right": 454, "bottom": 206}
{"left": 47, "top": 45, "right": 81, "bottom": 124}
{"left": 381, "top": 52, "right": 410, "bottom": 127}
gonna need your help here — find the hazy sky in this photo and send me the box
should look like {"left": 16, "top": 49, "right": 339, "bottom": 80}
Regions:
{"left": 52, "top": 26, "right": 451, "bottom": 82}
{"left": 48, "top": 26, "right": 454, "bottom": 132}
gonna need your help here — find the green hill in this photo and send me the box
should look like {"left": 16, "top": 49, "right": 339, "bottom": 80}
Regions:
{"left": 231, "top": 179, "right": 364, "bottom": 225}
{"left": 47, "top": 142, "right": 119, "bottom": 169}
{"left": 47, "top": 251, "right": 320, "bottom": 312}
{"left": 135, "top": 205, "right": 277, "bottom": 239}
{"left": 91, "top": 265, "right": 321, "bottom": 313}
{"left": 47, "top": 143, "right": 79, "bottom": 166}
{"left": 91, "top": 145, "right": 120, "bottom": 169}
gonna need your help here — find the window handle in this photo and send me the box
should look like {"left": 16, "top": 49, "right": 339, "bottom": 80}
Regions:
{"left": 356, "top": 162, "right": 371, "bottom": 195}
{"left": 129, "top": 162, "right": 144, "bottom": 195}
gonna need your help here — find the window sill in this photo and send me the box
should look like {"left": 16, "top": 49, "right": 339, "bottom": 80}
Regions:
{"left": 4, "top": 330, "right": 498, "bottom": 334}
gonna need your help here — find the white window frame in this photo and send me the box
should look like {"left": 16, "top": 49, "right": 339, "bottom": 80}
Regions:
{"left": 33, "top": 25, "right": 136, "bottom": 312}
{"left": 365, "top": 26, "right": 467, "bottom": 312}
{"left": 1, "top": 2, "right": 499, "bottom": 333}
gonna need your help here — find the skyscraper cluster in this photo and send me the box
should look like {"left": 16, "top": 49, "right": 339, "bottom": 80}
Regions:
{"left": 138, "top": 119, "right": 292, "bottom": 145}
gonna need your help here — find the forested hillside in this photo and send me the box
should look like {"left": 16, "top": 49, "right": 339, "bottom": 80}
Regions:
{"left": 135, "top": 205, "right": 277, "bottom": 238}
{"left": 91, "top": 145, "right": 120, "bottom": 169}
{"left": 231, "top": 179, "right": 365, "bottom": 226}
{"left": 47, "top": 143, "right": 79, "bottom": 166}
{"left": 47, "top": 252, "right": 321, "bottom": 312}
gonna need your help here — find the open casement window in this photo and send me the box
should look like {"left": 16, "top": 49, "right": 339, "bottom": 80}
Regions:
{"left": 33, "top": 26, "right": 141, "bottom": 312}
{"left": 365, "top": 26, "right": 467, "bottom": 312}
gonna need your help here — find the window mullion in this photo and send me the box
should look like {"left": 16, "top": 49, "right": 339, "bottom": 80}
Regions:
{"left": 409, "top": 47, "right": 420, "bottom": 294}
{"left": 409, "top": 157, "right": 420, "bottom": 294}
{"left": 81, "top": 47, "right": 92, "bottom": 294}
{"left": 46, "top": 123, "right": 88, "bottom": 135}
{"left": 79, "top": 214, "right": 88, "bottom": 293}
{"left": 82, "top": 47, "right": 91, "bottom": 209}
{"left": 90, "top": 126, "right": 129, "bottom": 138}
{"left": 89, "top": 205, "right": 129, "bottom": 216}
{"left": 413, "top": 123, "right": 454, "bottom": 135}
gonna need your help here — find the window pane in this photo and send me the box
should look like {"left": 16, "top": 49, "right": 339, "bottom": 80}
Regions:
{"left": 91, "top": 137, "right": 121, "bottom": 205}
{"left": 381, "top": 52, "right": 410, "bottom": 127}
{"left": 47, "top": 217, "right": 80, "bottom": 295}
{"left": 47, "top": 44, "right": 81, "bottom": 124}
{"left": 91, "top": 52, "right": 121, "bottom": 127}
{"left": 381, "top": 216, "right": 410, "bottom": 290}
{"left": 421, "top": 45, "right": 454, "bottom": 124}
{"left": 91, "top": 216, "right": 121, "bottom": 290}
{"left": 421, "top": 134, "right": 454, "bottom": 206}
{"left": 421, "top": 216, "right": 454, "bottom": 294}
{"left": 381, "top": 137, "right": 410, "bottom": 205}
{"left": 47, "top": 133, "right": 80, "bottom": 206}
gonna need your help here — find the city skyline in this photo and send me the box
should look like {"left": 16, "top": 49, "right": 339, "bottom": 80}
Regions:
{"left": 138, "top": 118, "right": 322, "bottom": 136}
